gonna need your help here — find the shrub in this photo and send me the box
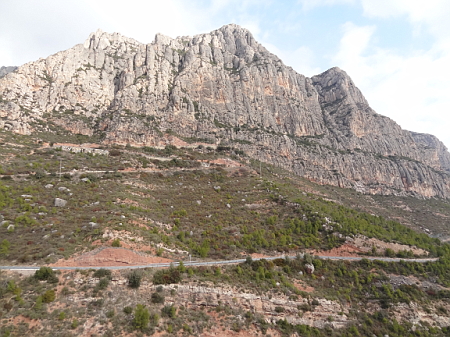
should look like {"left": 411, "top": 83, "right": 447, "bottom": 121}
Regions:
{"left": 35, "top": 296, "right": 43, "bottom": 311}
{"left": 128, "top": 270, "right": 142, "bottom": 288}
{"left": 153, "top": 269, "right": 182, "bottom": 285}
{"left": 385, "top": 248, "right": 395, "bottom": 257}
{"left": 34, "top": 170, "right": 46, "bottom": 179}
{"left": 34, "top": 266, "right": 54, "bottom": 280}
{"left": 71, "top": 319, "right": 79, "bottom": 329}
{"left": 183, "top": 324, "right": 193, "bottom": 333}
{"left": 97, "top": 277, "right": 110, "bottom": 290}
{"left": 298, "top": 303, "right": 311, "bottom": 312}
{"left": 3, "top": 301, "right": 13, "bottom": 311}
{"left": 123, "top": 306, "right": 133, "bottom": 314}
{"left": 275, "top": 306, "right": 285, "bottom": 313}
{"left": 150, "top": 313, "right": 160, "bottom": 326}
{"left": 109, "top": 149, "right": 122, "bottom": 156}
{"left": 151, "top": 292, "right": 165, "bottom": 304}
{"left": 178, "top": 261, "right": 186, "bottom": 272}
{"left": 42, "top": 289, "right": 56, "bottom": 303}
{"left": 0, "top": 239, "right": 10, "bottom": 256}
{"left": 133, "top": 304, "right": 149, "bottom": 331}
{"left": 161, "top": 305, "right": 176, "bottom": 318}
{"left": 93, "top": 268, "right": 112, "bottom": 279}
{"left": 111, "top": 238, "right": 121, "bottom": 247}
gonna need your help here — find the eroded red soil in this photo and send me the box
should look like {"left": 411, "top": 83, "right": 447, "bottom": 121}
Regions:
{"left": 51, "top": 247, "right": 172, "bottom": 267}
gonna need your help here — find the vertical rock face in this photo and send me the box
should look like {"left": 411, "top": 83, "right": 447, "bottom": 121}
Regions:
{"left": 0, "top": 24, "right": 449, "bottom": 198}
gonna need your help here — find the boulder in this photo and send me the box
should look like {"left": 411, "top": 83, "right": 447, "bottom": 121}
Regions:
{"left": 54, "top": 198, "right": 67, "bottom": 207}
{"left": 89, "top": 222, "right": 99, "bottom": 229}
{"left": 305, "top": 263, "right": 315, "bottom": 275}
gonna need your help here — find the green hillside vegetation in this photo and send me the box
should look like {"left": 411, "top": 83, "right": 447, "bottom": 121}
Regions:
{"left": 0, "top": 128, "right": 447, "bottom": 265}
{"left": 0, "top": 129, "right": 450, "bottom": 335}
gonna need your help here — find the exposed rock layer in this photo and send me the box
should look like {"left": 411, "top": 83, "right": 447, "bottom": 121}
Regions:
{"left": 0, "top": 25, "right": 449, "bottom": 198}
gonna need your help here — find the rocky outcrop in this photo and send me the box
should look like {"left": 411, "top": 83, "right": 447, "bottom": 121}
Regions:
{"left": 0, "top": 66, "right": 17, "bottom": 78}
{"left": 0, "top": 25, "right": 449, "bottom": 198}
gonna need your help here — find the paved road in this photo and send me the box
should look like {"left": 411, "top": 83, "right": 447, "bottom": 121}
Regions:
{"left": 0, "top": 255, "right": 439, "bottom": 271}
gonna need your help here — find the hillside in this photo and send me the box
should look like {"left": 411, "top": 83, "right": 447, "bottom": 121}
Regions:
{"left": 0, "top": 24, "right": 449, "bottom": 198}
{"left": 0, "top": 129, "right": 449, "bottom": 336}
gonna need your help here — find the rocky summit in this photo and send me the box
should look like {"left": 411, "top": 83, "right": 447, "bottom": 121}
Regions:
{"left": 0, "top": 24, "right": 449, "bottom": 198}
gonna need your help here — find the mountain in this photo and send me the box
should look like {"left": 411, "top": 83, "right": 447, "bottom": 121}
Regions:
{"left": 0, "top": 24, "right": 449, "bottom": 198}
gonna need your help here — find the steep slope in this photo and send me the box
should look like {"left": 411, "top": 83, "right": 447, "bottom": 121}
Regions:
{"left": 0, "top": 24, "right": 449, "bottom": 198}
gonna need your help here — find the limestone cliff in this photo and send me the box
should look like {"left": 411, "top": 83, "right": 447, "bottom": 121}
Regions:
{"left": 0, "top": 24, "right": 449, "bottom": 198}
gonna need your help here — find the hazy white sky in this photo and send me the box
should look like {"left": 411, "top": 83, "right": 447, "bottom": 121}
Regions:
{"left": 1, "top": 0, "right": 449, "bottom": 148}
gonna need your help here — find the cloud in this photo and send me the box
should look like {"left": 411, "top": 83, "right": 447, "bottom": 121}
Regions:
{"left": 298, "top": 0, "right": 355, "bottom": 11}
{"left": 83, "top": 0, "right": 216, "bottom": 42}
{"left": 360, "top": 0, "right": 450, "bottom": 40}
{"left": 0, "top": 0, "right": 98, "bottom": 65}
{"left": 333, "top": 21, "right": 450, "bottom": 149}
{"left": 263, "top": 43, "right": 321, "bottom": 77}
{"left": 333, "top": 22, "right": 377, "bottom": 83}
{"left": 0, "top": 0, "right": 223, "bottom": 66}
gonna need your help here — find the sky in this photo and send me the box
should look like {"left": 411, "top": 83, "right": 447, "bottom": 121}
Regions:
{"left": 0, "top": 0, "right": 449, "bottom": 149}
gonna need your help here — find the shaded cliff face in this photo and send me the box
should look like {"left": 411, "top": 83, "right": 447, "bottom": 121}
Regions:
{"left": 0, "top": 24, "right": 449, "bottom": 198}
{"left": 0, "top": 66, "right": 17, "bottom": 78}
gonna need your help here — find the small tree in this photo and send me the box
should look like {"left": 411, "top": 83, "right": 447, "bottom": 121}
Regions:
{"left": 111, "top": 238, "right": 121, "bottom": 247}
{"left": 96, "top": 277, "right": 110, "bottom": 290}
{"left": 34, "top": 266, "right": 59, "bottom": 283}
{"left": 178, "top": 261, "right": 186, "bottom": 273}
{"left": 128, "top": 270, "right": 142, "bottom": 288}
{"left": 71, "top": 319, "right": 79, "bottom": 329}
{"left": 133, "top": 304, "right": 149, "bottom": 331}
{"left": 93, "top": 268, "right": 112, "bottom": 278}
{"left": 150, "top": 313, "right": 160, "bottom": 326}
{"left": 0, "top": 239, "right": 10, "bottom": 256}
{"left": 385, "top": 248, "right": 395, "bottom": 258}
{"left": 42, "top": 289, "right": 56, "bottom": 303}
{"left": 34, "top": 267, "right": 54, "bottom": 280}
{"left": 153, "top": 269, "right": 182, "bottom": 285}
{"left": 303, "top": 253, "right": 313, "bottom": 264}
{"left": 35, "top": 296, "right": 43, "bottom": 311}
{"left": 161, "top": 305, "right": 176, "bottom": 318}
